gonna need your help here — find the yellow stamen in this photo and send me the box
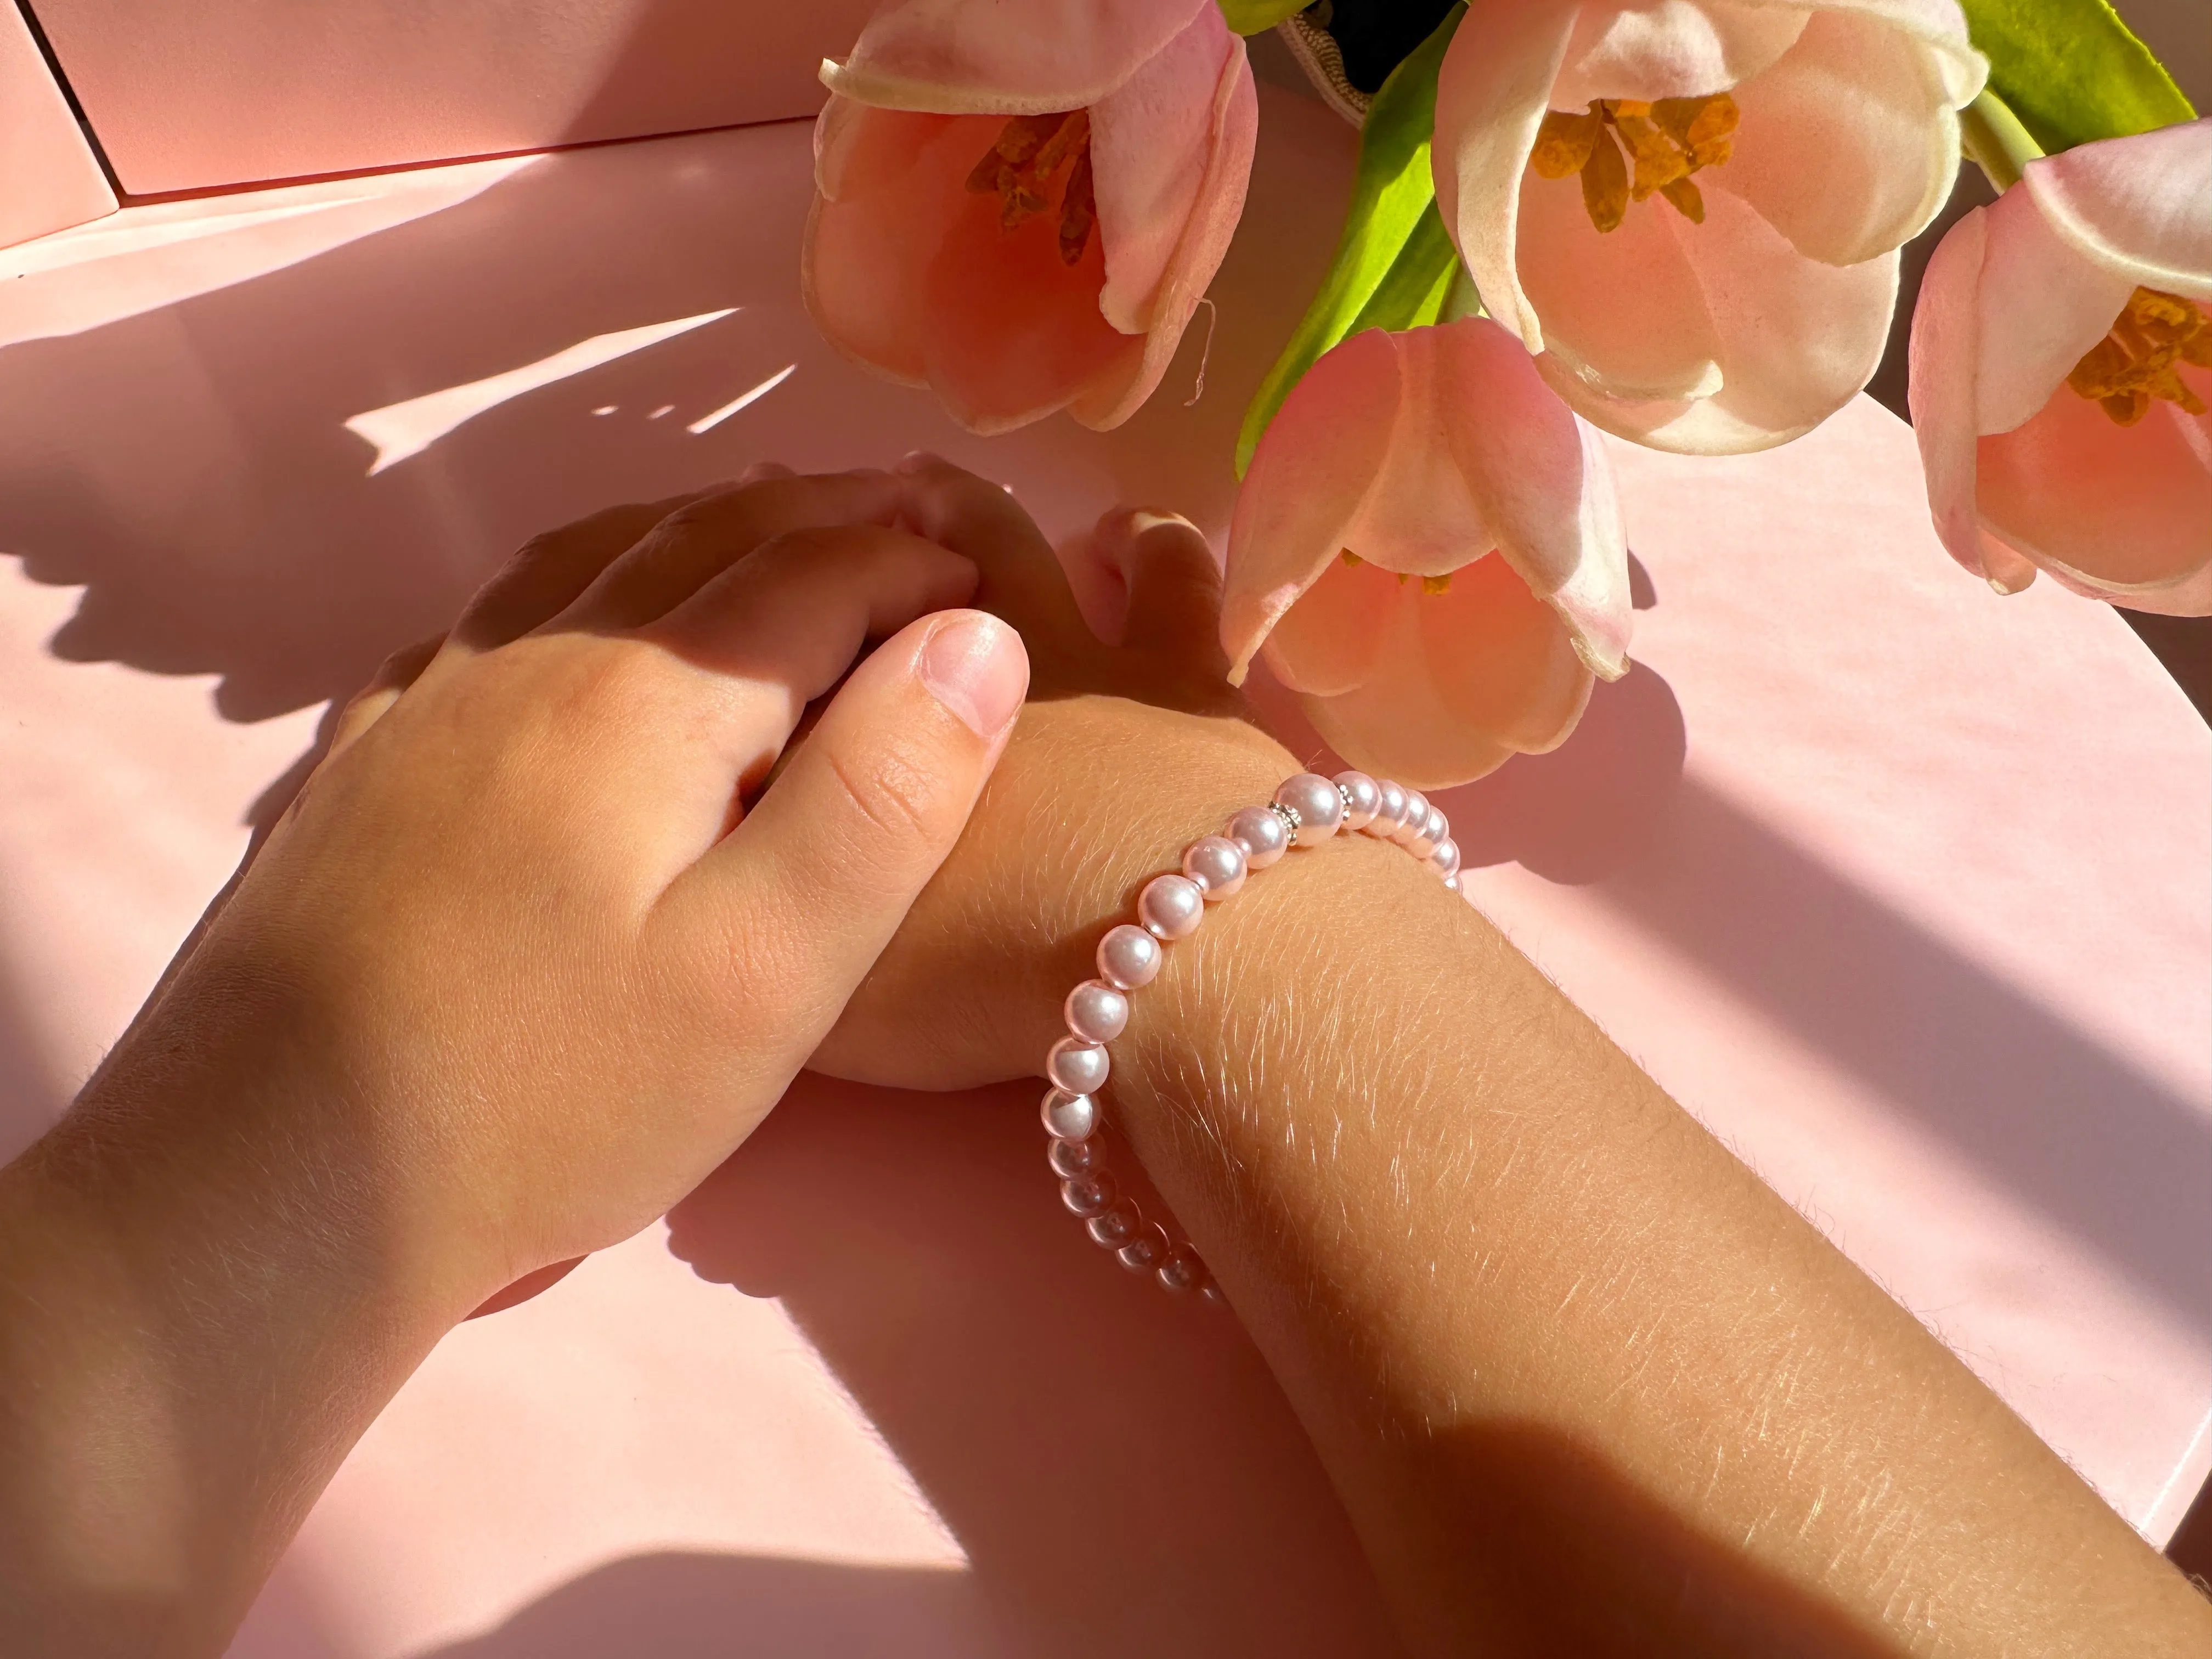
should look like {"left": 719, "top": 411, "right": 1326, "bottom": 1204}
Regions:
{"left": 1421, "top": 574, "right": 1453, "bottom": 596}
{"left": 1531, "top": 109, "right": 1604, "bottom": 178}
{"left": 1579, "top": 123, "right": 1629, "bottom": 234}
{"left": 2067, "top": 286, "right": 2211, "bottom": 425}
{"left": 1528, "top": 93, "right": 1739, "bottom": 233}
{"left": 1658, "top": 176, "right": 1705, "bottom": 223}
{"left": 966, "top": 110, "right": 1098, "bottom": 265}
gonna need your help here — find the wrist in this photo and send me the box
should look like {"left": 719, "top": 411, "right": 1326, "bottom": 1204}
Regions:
{"left": 0, "top": 1074, "right": 455, "bottom": 1651}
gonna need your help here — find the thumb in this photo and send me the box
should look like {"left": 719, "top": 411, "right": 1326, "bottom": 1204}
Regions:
{"left": 652, "top": 609, "right": 1028, "bottom": 1074}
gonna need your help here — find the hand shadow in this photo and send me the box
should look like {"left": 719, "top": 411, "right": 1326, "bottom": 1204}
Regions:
{"left": 664, "top": 1074, "right": 1408, "bottom": 1659}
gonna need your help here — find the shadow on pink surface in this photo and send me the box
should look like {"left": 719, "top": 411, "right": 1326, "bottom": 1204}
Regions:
{"left": 409, "top": 1553, "right": 1000, "bottom": 1659}
{"left": 656, "top": 1075, "right": 1914, "bottom": 1658}
{"left": 664, "top": 1075, "right": 1404, "bottom": 1657}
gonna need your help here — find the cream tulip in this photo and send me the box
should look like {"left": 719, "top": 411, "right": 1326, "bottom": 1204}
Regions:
{"left": 1435, "top": 0, "right": 1985, "bottom": 454}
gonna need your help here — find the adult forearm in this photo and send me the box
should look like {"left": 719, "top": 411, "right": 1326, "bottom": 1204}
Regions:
{"left": 1112, "top": 836, "right": 2208, "bottom": 1656}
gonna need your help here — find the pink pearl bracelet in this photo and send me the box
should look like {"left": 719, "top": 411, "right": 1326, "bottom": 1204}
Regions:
{"left": 1039, "top": 770, "right": 1461, "bottom": 1302}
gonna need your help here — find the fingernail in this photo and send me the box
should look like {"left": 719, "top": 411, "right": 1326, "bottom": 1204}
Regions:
{"left": 918, "top": 612, "right": 1027, "bottom": 738}
{"left": 893, "top": 449, "right": 946, "bottom": 476}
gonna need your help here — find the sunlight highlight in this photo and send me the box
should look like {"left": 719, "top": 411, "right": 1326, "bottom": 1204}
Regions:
{"left": 687, "top": 365, "right": 797, "bottom": 433}
{"left": 341, "top": 309, "right": 738, "bottom": 475}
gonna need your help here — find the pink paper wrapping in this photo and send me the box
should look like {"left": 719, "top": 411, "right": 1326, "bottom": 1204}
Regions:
{"left": 27, "top": 0, "right": 878, "bottom": 195}
{"left": 0, "top": 0, "right": 114, "bottom": 252}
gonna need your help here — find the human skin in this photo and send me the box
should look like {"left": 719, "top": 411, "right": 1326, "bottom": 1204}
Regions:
{"left": 2, "top": 460, "right": 2207, "bottom": 1655}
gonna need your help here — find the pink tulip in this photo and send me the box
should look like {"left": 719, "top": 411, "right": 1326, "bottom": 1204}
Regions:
{"left": 1434, "top": 0, "right": 1984, "bottom": 454}
{"left": 1909, "top": 120, "right": 2212, "bottom": 614}
{"left": 805, "top": 0, "right": 1257, "bottom": 435}
{"left": 1222, "top": 318, "right": 1632, "bottom": 789}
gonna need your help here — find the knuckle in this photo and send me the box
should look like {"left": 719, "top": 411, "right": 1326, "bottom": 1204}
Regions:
{"left": 819, "top": 736, "right": 951, "bottom": 853}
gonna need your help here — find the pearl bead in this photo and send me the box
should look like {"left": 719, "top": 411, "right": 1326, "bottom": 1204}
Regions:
{"left": 1334, "top": 771, "right": 1380, "bottom": 831}
{"left": 1443, "top": 873, "right": 1460, "bottom": 894}
{"left": 1138, "top": 873, "right": 1205, "bottom": 940}
{"left": 1118, "top": 1222, "right": 1171, "bottom": 1272}
{"left": 1062, "top": 1171, "right": 1118, "bottom": 1218}
{"left": 1424, "top": 803, "right": 1451, "bottom": 847}
{"left": 1158, "top": 1245, "right": 1208, "bottom": 1294}
{"left": 1372, "top": 780, "right": 1408, "bottom": 837}
{"left": 1201, "top": 1282, "right": 1227, "bottom": 1305}
{"left": 1086, "top": 1201, "right": 1141, "bottom": 1249}
{"left": 1226, "top": 804, "right": 1289, "bottom": 870}
{"left": 1182, "top": 835, "right": 1248, "bottom": 900}
{"left": 1046, "top": 1037, "right": 1109, "bottom": 1096}
{"left": 1406, "top": 820, "right": 1439, "bottom": 862}
{"left": 1429, "top": 837, "right": 1461, "bottom": 879}
{"left": 1097, "top": 923, "right": 1161, "bottom": 991}
{"left": 1064, "top": 979, "right": 1130, "bottom": 1044}
{"left": 1394, "top": 790, "right": 1430, "bottom": 846}
{"left": 1273, "top": 772, "right": 1346, "bottom": 845}
{"left": 1049, "top": 1136, "right": 1105, "bottom": 1177}
{"left": 1040, "top": 1088, "right": 1099, "bottom": 1141}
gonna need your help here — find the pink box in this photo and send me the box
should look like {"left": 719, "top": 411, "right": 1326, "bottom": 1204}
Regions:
{"left": 0, "top": 1, "right": 114, "bottom": 250}
{"left": 26, "top": 0, "right": 878, "bottom": 196}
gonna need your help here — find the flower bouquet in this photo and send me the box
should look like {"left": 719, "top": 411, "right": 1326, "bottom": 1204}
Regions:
{"left": 799, "top": 0, "right": 2204, "bottom": 788}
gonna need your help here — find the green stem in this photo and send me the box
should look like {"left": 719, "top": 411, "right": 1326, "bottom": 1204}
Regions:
{"left": 1959, "top": 88, "right": 2044, "bottom": 193}
{"left": 1441, "top": 260, "right": 1485, "bottom": 323}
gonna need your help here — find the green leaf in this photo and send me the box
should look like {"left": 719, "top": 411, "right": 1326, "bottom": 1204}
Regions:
{"left": 1215, "top": 0, "right": 1308, "bottom": 36}
{"left": 1234, "top": 3, "right": 1465, "bottom": 477}
{"left": 1960, "top": 0, "right": 2195, "bottom": 153}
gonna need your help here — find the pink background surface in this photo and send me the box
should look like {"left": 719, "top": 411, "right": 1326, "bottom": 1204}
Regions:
{"left": 0, "top": 0, "right": 114, "bottom": 251}
{"left": 0, "top": 89, "right": 2205, "bottom": 1655}
{"left": 26, "top": 0, "right": 877, "bottom": 195}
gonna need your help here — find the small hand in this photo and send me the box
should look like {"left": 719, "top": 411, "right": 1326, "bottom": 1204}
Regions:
{"left": 61, "top": 467, "right": 1030, "bottom": 1318}
{"left": 809, "top": 455, "right": 1300, "bottom": 1091}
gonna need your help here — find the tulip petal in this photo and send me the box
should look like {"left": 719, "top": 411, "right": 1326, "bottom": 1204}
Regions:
{"left": 1977, "top": 372, "right": 2212, "bottom": 599}
{"left": 1221, "top": 329, "right": 1402, "bottom": 685}
{"left": 1727, "top": 7, "right": 1961, "bottom": 267}
{"left": 1091, "top": 8, "right": 1232, "bottom": 334}
{"left": 1265, "top": 553, "right": 1401, "bottom": 697}
{"left": 918, "top": 169, "right": 1141, "bottom": 434}
{"left": 1553, "top": 0, "right": 1808, "bottom": 106}
{"left": 1908, "top": 205, "right": 1996, "bottom": 580}
{"left": 1971, "top": 180, "right": 2137, "bottom": 436}
{"left": 1302, "top": 676, "right": 1520, "bottom": 792}
{"left": 1286, "top": 562, "right": 1594, "bottom": 789}
{"left": 1544, "top": 181, "right": 1898, "bottom": 453}
{"left": 1515, "top": 162, "right": 1724, "bottom": 403}
{"left": 1421, "top": 552, "right": 1598, "bottom": 752}
{"left": 1432, "top": 317, "right": 1632, "bottom": 675}
{"left": 2024, "top": 117, "right": 2212, "bottom": 307}
{"left": 823, "top": 0, "right": 1208, "bottom": 114}
{"left": 1074, "top": 32, "right": 1258, "bottom": 428}
{"left": 1802, "top": 0, "right": 1984, "bottom": 105}
{"left": 804, "top": 102, "right": 968, "bottom": 386}
{"left": 1434, "top": 0, "right": 1583, "bottom": 354}
{"left": 1339, "top": 326, "right": 1497, "bottom": 578}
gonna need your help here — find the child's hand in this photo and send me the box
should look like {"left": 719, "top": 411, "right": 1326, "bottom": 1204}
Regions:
{"left": 810, "top": 456, "right": 1299, "bottom": 1091}
{"left": 61, "top": 468, "right": 1028, "bottom": 1319}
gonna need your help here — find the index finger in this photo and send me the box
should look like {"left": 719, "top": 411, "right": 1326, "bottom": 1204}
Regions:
{"left": 888, "top": 454, "right": 1094, "bottom": 645}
